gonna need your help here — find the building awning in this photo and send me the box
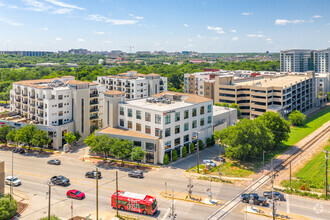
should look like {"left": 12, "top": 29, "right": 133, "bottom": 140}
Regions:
{"left": 97, "top": 127, "right": 158, "bottom": 140}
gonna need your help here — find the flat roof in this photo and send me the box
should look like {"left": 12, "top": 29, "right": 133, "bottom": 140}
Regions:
{"left": 97, "top": 127, "right": 158, "bottom": 140}
{"left": 234, "top": 76, "right": 310, "bottom": 88}
{"left": 152, "top": 91, "right": 212, "bottom": 104}
{"left": 124, "top": 98, "right": 194, "bottom": 112}
{"left": 213, "top": 106, "right": 233, "bottom": 116}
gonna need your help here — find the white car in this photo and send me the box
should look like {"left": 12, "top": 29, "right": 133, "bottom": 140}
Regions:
{"left": 5, "top": 176, "right": 21, "bottom": 186}
{"left": 203, "top": 160, "right": 217, "bottom": 167}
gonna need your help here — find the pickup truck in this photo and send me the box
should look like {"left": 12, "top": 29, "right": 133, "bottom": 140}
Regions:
{"left": 241, "top": 193, "right": 268, "bottom": 206}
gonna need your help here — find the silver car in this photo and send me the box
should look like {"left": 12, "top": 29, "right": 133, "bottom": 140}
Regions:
{"left": 5, "top": 176, "right": 22, "bottom": 186}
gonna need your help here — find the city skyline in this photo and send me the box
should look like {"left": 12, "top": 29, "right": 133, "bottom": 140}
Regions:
{"left": 0, "top": 0, "right": 329, "bottom": 52}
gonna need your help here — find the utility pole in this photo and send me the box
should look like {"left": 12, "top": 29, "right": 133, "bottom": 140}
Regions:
{"left": 290, "top": 162, "right": 292, "bottom": 188}
{"left": 10, "top": 150, "right": 13, "bottom": 201}
{"left": 196, "top": 131, "right": 200, "bottom": 173}
{"left": 326, "top": 150, "right": 328, "bottom": 200}
{"left": 271, "top": 159, "right": 275, "bottom": 220}
{"left": 207, "top": 179, "right": 212, "bottom": 202}
{"left": 187, "top": 172, "right": 193, "bottom": 199}
{"left": 168, "top": 190, "right": 176, "bottom": 219}
{"left": 116, "top": 171, "right": 119, "bottom": 217}
{"left": 165, "top": 181, "right": 167, "bottom": 195}
{"left": 46, "top": 181, "right": 53, "bottom": 220}
{"left": 71, "top": 201, "right": 73, "bottom": 220}
{"left": 96, "top": 167, "right": 99, "bottom": 220}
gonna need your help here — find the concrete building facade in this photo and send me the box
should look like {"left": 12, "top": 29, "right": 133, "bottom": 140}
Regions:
{"left": 280, "top": 50, "right": 314, "bottom": 72}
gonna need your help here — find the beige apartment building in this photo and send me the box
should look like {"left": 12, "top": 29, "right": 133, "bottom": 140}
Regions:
{"left": 214, "top": 73, "right": 317, "bottom": 119}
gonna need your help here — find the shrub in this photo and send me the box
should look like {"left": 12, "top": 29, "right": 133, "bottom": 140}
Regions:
{"left": 182, "top": 146, "right": 187, "bottom": 157}
{"left": 288, "top": 110, "right": 306, "bottom": 126}
{"left": 39, "top": 215, "right": 61, "bottom": 220}
{"left": 206, "top": 137, "right": 211, "bottom": 147}
{"left": 172, "top": 150, "right": 178, "bottom": 161}
{"left": 198, "top": 140, "right": 203, "bottom": 150}
{"left": 190, "top": 143, "right": 195, "bottom": 154}
{"left": 163, "top": 153, "right": 169, "bottom": 165}
{"left": 0, "top": 194, "right": 17, "bottom": 220}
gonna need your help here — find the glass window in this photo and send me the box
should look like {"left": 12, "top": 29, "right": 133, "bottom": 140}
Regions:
{"left": 175, "top": 138, "right": 180, "bottom": 146}
{"left": 120, "top": 107, "right": 124, "bottom": 116}
{"left": 146, "top": 142, "right": 155, "bottom": 151}
{"left": 136, "top": 110, "right": 141, "bottom": 119}
{"left": 145, "top": 125, "right": 151, "bottom": 134}
{"left": 184, "top": 110, "right": 189, "bottom": 119}
{"left": 165, "top": 141, "right": 171, "bottom": 149}
{"left": 184, "top": 122, "right": 189, "bottom": 131}
{"left": 207, "top": 104, "right": 212, "bottom": 113}
{"left": 128, "top": 108, "right": 132, "bottom": 117}
{"left": 165, "top": 114, "right": 171, "bottom": 124}
{"left": 208, "top": 116, "right": 212, "bottom": 124}
{"left": 136, "top": 123, "right": 141, "bottom": 131}
{"left": 165, "top": 128, "right": 171, "bottom": 137}
{"left": 175, "top": 125, "right": 180, "bottom": 134}
{"left": 192, "top": 120, "right": 197, "bottom": 128}
{"left": 175, "top": 112, "right": 180, "bottom": 122}
{"left": 184, "top": 134, "right": 189, "bottom": 142}
{"left": 155, "top": 114, "right": 161, "bottom": 124}
{"left": 200, "top": 106, "right": 205, "bottom": 115}
{"left": 200, "top": 118, "right": 205, "bottom": 126}
{"left": 128, "top": 121, "right": 132, "bottom": 129}
{"left": 155, "top": 128, "right": 160, "bottom": 137}
{"left": 145, "top": 112, "right": 151, "bottom": 122}
{"left": 120, "top": 119, "right": 124, "bottom": 127}
{"left": 192, "top": 108, "right": 197, "bottom": 117}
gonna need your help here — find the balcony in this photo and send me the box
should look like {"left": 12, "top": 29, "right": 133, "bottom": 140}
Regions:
{"left": 125, "top": 83, "right": 131, "bottom": 87}
{"left": 15, "top": 104, "right": 21, "bottom": 108}
{"left": 15, "top": 98, "right": 21, "bottom": 102}
{"left": 29, "top": 95, "right": 35, "bottom": 99}
{"left": 90, "top": 100, "right": 99, "bottom": 105}
{"left": 90, "top": 93, "right": 99, "bottom": 98}
{"left": 22, "top": 92, "right": 27, "bottom": 97}
{"left": 38, "top": 113, "right": 43, "bottom": 117}
{"left": 23, "top": 100, "right": 28, "bottom": 104}
{"left": 22, "top": 107, "right": 28, "bottom": 112}
{"left": 30, "top": 102, "right": 35, "bottom": 107}
{"left": 15, "top": 90, "right": 21, "bottom": 95}
{"left": 160, "top": 81, "right": 164, "bottom": 86}
{"left": 90, "top": 108, "right": 99, "bottom": 113}
{"left": 90, "top": 115, "right": 99, "bottom": 120}
{"left": 38, "top": 105, "right": 43, "bottom": 109}
{"left": 37, "top": 97, "right": 43, "bottom": 101}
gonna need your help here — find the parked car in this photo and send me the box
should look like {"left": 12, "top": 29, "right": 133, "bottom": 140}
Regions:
{"left": 12, "top": 148, "right": 25, "bottom": 154}
{"left": 50, "top": 175, "right": 70, "bottom": 186}
{"left": 66, "top": 189, "right": 85, "bottom": 200}
{"left": 47, "top": 159, "right": 61, "bottom": 165}
{"left": 263, "top": 191, "right": 285, "bottom": 201}
{"left": 128, "top": 170, "right": 144, "bottom": 178}
{"left": 203, "top": 159, "right": 217, "bottom": 167}
{"left": 85, "top": 171, "right": 102, "bottom": 179}
{"left": 4, "top": 105, "right": 10, "bottom": 109}
{"left": 211, "top": 156, "right": 226, "bottom": 163}
{"left": 241, "top": 193, "right": 267, "bottom": 206}
{"left": 5, "top": 176, "right": 21, "bottom": 186}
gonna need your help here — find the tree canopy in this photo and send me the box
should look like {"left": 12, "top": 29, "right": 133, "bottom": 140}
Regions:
{"left": 130, "top": 147, "right": 146, "bottom": 166}
{"left": 288, "top": 110, "right": 306, "bottom": 126}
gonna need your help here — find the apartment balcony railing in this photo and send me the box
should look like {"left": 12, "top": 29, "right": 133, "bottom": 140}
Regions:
{"left": 15, "top": 98, "right": 21, "bottom": 102}
{"left": 37, "top": 97, "right": 43, "bottom": 101}
{"left": 90, "top": 93, "right": 99, "bottom": 98}
{"left": 125, "top": 84, "right": 130, "bottom": 87}
{"left": 23, "top": 100, "right": 28, "bottom": 104}
{"left": 22, "top": 108, "right": 28, "bottom": 112}
{"left": 38, "top": 113, "right": 43, "bottom": 117}
{"left": 90, "top": 108, "right": 99, "bottom": 113}
{"left": 15, "top": 104, "right": 21, "bottom": 108}
{"left": 38, "top": 105, "right": 43, "bottom": 109}
{"left": 90, "top": 100, "right": 99, "bottom": 105}
{"left": 90, "top": 115, "right": 99, "bottom": 120}
{"left": 29, "top": 95, "right": 35, "bottom": 99}
{"left": 15, "top": 90, "right": 21, "bottom": 95}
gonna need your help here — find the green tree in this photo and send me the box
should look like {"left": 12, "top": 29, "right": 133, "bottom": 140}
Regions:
{"left": 182, "top": 146, "right": 187, "bottom": 157}
{"left": 0, "top": 125, "right": 12, "bottom": 146}
{"left": 206, "top": 137, "right": 211, "bottom": 147}
{"left": 6, "top": 129, "right": 18, "bottom": 148}
{"left": 163, "top": 153, "right": 169, "bottom": 165}
{"left": 74, "top": 131, "right": 81, "bottom": 143}
{"left": 198, "top": 140, "right": 204, "bottom": 150}
{"left": 15, "top": 124, "right": 37, "bottom": 150}
{"left": 172, "top": 149, "right": 178, "bottom": 161}
{"left": 31, "top": 130, "right": 50, "bottom": 151}
{"left": 64, "top": 132, "right": 76, "bottom": 146}
{"left": 327, "top": 92, "right": 330, "bottom": 101}
{"left": 112, "top": 139, "right": 133, "bottom": 164}
{"left": 130, "top": 147, "right": 146, "bottom": 166}
{"left": 288, "top": 110, "right": 306, "bottom": 126}
{"left": 190, "top": 143, "right": 195, "bottom": 153}
{"left": 84, "top": 132, "right": 95, "bottom": 147}
{"left": 229, "top": 103, "right": 242, "bottom": 118}
{"left": 89, "top": 135, "right": 114, "bottom": 160}
{"left": 0, "top": 194, "right": 17, "bottom": 220}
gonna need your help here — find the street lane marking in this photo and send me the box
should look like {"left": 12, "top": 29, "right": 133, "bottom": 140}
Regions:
{"left": 161, "top": 200, "right": 176, "bottom": 220}
{"left": 286, "top": 194, "right": 290, "bottom": 213}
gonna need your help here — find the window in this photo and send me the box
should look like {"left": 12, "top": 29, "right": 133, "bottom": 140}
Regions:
{"left": 200, "top": 106, "right": 205, "bottom": 115}
{"left": 145, "top": 112, "right": 151, "bottom": 122}
{"left": 184, "top": 110, "right": 189, "bottom": 119}
{"left": 165, "top": 141, "right": 171, "bottom": 149}
{"left": 207, "top": 104, "right": 212, "bottom": 113}
{"left": 128, "top": 109, "right": 132, "bottom": 117}
{"left": 175, "top": 112, "right": 180, "bottom": 122}
{"left": 184, "top": 122, "right": 189, "bottom": 131}
{"left": 175, "top": 138, "right": 180, "bottom": 146}
{"left": 58, "top": 95, "right": 63, "bottom": 100}
{"left": 165, "top": 128, "right": 171, "bottom": 137}
{"left": 146, "top": 142, "right": 155, "bottom": 151}
{"left": 155, "top": 114, "right": 161, "bottom": 124}
{"left": 128, "top": 121, "right": 132, "bottom": 129}
{"left": 175, "top": 125, "right": 180, "bottom": 134}
{"left": 145, "top": 125, "right": 151, "bottom": 134}
{"left": 200, "top": 118, "right": 205, "bottom": 126}
{"left": 58, "top": 111, "right": 63, "bottom": 116}
{"left": 192, "top": 108, "right": 197, "bottom": 117}
{"left": 120, "top": 119, "right": 124, "bottom": 127}
{"left": 136, "top": 110, "right": 141, "bottom": 119}
{"left": 136, "top": 123, "right": 141, "bottom": 131}
{"left": 192, "top": 120, "right": 197, "bottom": 128}
{"left": 155, "top": 128, "right": 161, "bottom": 137}
{"left": 120, "top": 107, "right": 124, "bottom": 116}
{"left": 184, "top": 135, "right": 189, "bottom": 143}
{"left": 208, "top": 116, "right": 212, "bottom": 124}
{"left": 58, "top": 103, "right": 63, "bottom": 108}
{"left": 165, "top": 114, "right": 171, "bottom": 124}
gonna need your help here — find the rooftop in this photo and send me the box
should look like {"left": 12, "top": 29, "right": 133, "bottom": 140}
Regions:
{"left": 97, "top": 127, "right": 157, "bottom": 140}
{"left": 152, "top": 91, "right": 211, "bottom": 104}
{"left": 103, "top": 90, "right": 125, "bottom": 95}
{"left": 234, "top": 75, "right": 311, "bottom": 87}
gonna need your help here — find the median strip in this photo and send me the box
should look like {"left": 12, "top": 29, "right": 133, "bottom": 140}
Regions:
{"left": 160, "top": 191, "right": 219, "bottom": 206}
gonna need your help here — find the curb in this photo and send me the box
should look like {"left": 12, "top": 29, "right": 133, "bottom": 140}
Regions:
{"left": 160, "top": 192, "right": 218, "bottom": 206}
{"left": 243, "top": 210, "right": 290, "bottom": 220}
{"left": 186, "top": 172, "right": 253, "bottom": 181}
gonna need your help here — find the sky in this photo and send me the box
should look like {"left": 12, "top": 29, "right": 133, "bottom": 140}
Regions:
{"left": 0, "top": 0, "right": 329, "bottom": 53}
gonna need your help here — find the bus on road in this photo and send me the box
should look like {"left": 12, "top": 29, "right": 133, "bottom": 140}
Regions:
{"left": 111, "top": 191, "right": 157, "bottom": 215}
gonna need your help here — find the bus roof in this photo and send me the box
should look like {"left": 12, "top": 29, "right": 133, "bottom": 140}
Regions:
{"left": 114, "top": 191, "right": 155, "bottom": 203}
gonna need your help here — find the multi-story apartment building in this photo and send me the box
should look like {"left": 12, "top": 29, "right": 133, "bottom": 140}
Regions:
{"left": 316, "top": 73, "right": 330, "bottom": 96}
{"left": 214, "top": 72, "right": 317, "bottom": 119}
{"left": 6, "top": 76, "right": 105, "bottom": 149}
{"left": 96, "top": 71, "right": 167, "bottom": 100}
{"left": 314, "top": 48, "right": 330, "bottom": 73}
{"left": 280, "top": 50, "right": 314, "bottom": 72}
{"left": 0, "top": 51, "right": 53, "bottom": 56}
{"left": 96, "top": 91, "right": 214, "bottom": 164}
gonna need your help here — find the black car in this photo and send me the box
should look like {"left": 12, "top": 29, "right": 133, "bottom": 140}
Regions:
{"left": 50, "top": 175, "right": 70, "bottom": 186}
{"left": 128, "top": 170, "right": 144, "bottom": 178}
{"left": 47, "top": 159, "right": 61, "bottom": 165}
{"left": 12, "top": 148, "right": 25, "bottom": 154}
{"left": 241, "top": 193, "right": 267, "bottom": 206}
{"left": 85, "top": 171, "right": 102, "bottom": 179}
{"left": 263, "top": 191, "right": 285, "bottom": 201}
{"left": 211, "top": 156, "right": 226, "bottom": 163}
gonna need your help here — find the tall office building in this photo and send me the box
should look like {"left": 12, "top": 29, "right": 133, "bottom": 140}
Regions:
{"left": 314, "top": 48, "right": 330, "bottom": 73}
{"left": 280, "top": 50, "right": 314, "bottom": 72}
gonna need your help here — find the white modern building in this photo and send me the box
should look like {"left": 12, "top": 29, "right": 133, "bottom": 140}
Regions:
{"left": 280, "top": 49, "right": 314, "bottom": 72}
{"left": 314, "top": 48, "right": 330, "bottom": 73}
{"left": 316, "top": 73, "right": 330, "bottom": 96}
{"left": 96, "top": 71, "right": 167, "bottom": 100}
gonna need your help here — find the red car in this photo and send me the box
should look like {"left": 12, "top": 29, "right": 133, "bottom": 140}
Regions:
{"left": 66, "top": 190, "right": 85, "bottom": 200}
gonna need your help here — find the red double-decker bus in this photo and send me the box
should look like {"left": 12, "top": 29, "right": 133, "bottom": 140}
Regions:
{"left": 111, "top": 191, "right": 157, "bottom": 215}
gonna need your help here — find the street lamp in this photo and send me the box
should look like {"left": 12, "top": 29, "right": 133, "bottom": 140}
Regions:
{"left": 194, "top": 131, "right": 201, "bottom": 174}
{"left": 10, "top": 150, "right": 13, "bottom": 201}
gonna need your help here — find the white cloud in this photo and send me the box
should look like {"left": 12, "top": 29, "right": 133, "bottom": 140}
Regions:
{"left": 266, "top": 38, "right": 272, "bottom": 41}
{"left": 328, "top": 40, "right": 330, "bottom": 43}
{"left": 184, "top": 24, "right": 189, "bottom": 27}
{"left": 197, "top": 34, "right": 204, "bottom": 39}
{"left": 232, "top": 37, "right": 238, "bottom": 41}
{"left": 22, "top": 0, "right": 50, "bottom": 12}
{"left": 313, "top": 15, "right": 322, "bottom": 18}
{"left": 0, "top": 18, "right": 22, "bottom": 26}
{"left": 242, "top": 12, "right": 252, "bottom": 16}
{"left": 207, "top": 26, "right": 225, "bottom": 34}
{"left": 128, "top": 13, "right": 144, "bottom": 20}
{"left": 230, "top": 30, "right": 237, "bottom": 33}
{"left": 87, "top": 14, "right": 138, "bottom": 25}
{"left": 77, "top": 38, "right": 85, "bottom": 42}
{"left": 275, "top": 19, "right": 305, "bottom": 25}
{"left": 0, "top": 2, "right": 5, "bottom": 7}
{"left": 94, "top": 31, "right": 105, "bottom": 35}
{"left": 45, "top": 0, "right": 84, "bottom": 10}
{"left": 247, "top": 34, "right": 264, "bottom": 38}
{"left": 55, "top": 37, "right": 62, "bottom": 41}
{"left": 188, "top": 39, "right": 193, "bottom": 42}
{"left": 43, "top": 27, "right": 48, "bottom": 30}
{"left": 51, "top": 8, "right": 73, "bottom": 14}
{"left": 8, "top": 5, "right": 18, "bottom": 9}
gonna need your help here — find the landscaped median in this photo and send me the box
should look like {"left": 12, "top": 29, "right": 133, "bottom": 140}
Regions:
{"left": 161, "top": 191, "right": 220, "bottom": 206}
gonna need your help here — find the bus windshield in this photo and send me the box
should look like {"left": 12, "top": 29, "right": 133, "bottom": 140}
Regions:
{"left": 151, "top": 199, "right": 157, "bottom": 210}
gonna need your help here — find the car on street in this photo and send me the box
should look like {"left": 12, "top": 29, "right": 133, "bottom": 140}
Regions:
{"left": 50, "top": 175, "right": 70, "bottom": 186}
{"left": 128, "top": 170, "right": 144, "bottom": 178}
{"left": 263, "top": 191, "right": 286, "bottom": 201}
{"left": 12, "top": 148, "right": 25, "bottom": 154}
{"left": 203, "top": 159, "right": 217, "bottom": 167}
{"left": 85, "top": 171, "right": 102, "bottom": 178}
{"left": 241, "top": 193, "right": 267, "bottom": 206}
{"left": 4, "top": 105, "right": 10, "bottom": 109}
{"left": 5, "top": 176, "right": 21, "bottom": 186}
{"left": 47, "top": 159, "right": 61, "bottom": 165}
{"left": 66, "top": 189, "right": 85, "bottom": 200}
{"left": 211, "top": 156, "right": 226, "bottom": 163}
